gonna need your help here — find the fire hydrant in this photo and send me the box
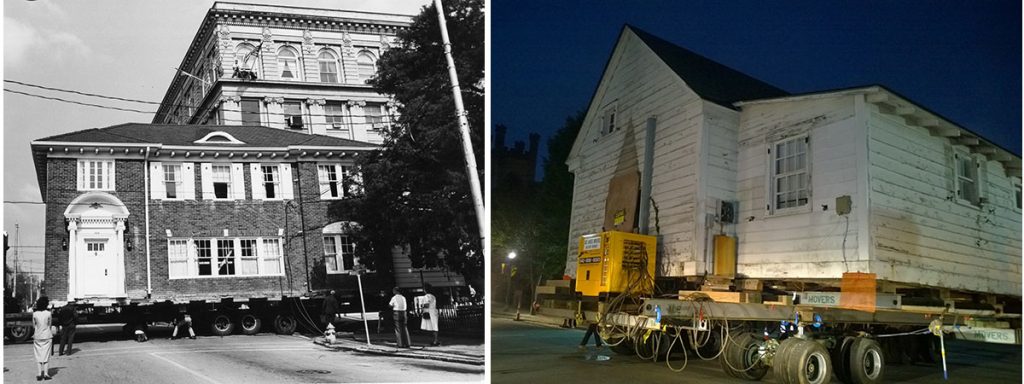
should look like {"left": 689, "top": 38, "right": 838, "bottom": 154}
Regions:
{"left": 324, "top": 323, "right": 336, "bottom": 344}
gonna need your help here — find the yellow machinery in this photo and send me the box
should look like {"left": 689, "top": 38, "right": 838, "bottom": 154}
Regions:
{"left": 575, "top": 231, "right": 657, "bottom": 297}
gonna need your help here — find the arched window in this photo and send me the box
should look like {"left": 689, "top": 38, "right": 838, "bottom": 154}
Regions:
{"left": 277, "top": 46, "right": 302, "bottom": 80}
{"left": 233, "top": 43, "right": 260, "bottom": 78}
{"left": 318, "top": 50, "right": 340, "bottom": 83}
{"left": 356, "top": 50, "right": 377, "bottom": 84}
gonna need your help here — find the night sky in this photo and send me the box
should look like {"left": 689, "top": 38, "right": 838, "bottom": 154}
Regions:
{"left": 492, "top": 0, "right": 1022, "bottom": 178}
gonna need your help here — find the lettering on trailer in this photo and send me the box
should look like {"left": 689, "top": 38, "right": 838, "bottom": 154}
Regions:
{"left": 801, "top": 293, "right": 839, "bottom": 305}
{"left": 582, "top": 236, "right": 601, "bottom": 251}
{"left": 622, "top": 240, "right": 647, "bottom": 269}
{"left": 954, "top": 327, "right": 1020, "bottom": 345}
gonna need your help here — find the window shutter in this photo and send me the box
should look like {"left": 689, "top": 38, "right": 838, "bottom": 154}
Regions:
{"left": 281, "top": 164, "right": 294, "bottom": 200}
{"left": 231, "top": 163, "right": 246, "bottom": 200}
{"left": 200, "top": 163, "right": 214, "bottom": 200}
{"left": 250, "top": 163, "right": 265, "bottom": 200}
{"left": 336, "top": 164, "right": 345, "bottom": 198}
{"left": 150, "top": 162, "right": 165, "bottom": 199}
{"left": 317, "top": 165, "right": 330, "bottom": 199}
{"left": 182, "top": 163, "right": 196, "bottom": 200}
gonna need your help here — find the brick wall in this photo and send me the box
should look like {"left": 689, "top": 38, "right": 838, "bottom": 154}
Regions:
{"left": 43, "top": 157, "right": 380, "bottom": 302}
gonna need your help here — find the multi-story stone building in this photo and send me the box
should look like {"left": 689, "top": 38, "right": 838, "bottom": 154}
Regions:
{"left": 153, "top": 2, "right": 412, "bottom": 145}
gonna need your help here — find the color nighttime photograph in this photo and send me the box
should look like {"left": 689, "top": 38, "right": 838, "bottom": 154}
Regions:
{"left": 491, "top": 1, "right": 1021, "bottom": 383}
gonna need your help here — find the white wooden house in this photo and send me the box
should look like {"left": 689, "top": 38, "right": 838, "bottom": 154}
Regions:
{"left": 565, "top": 25, "right": 1022, "bottom": 297}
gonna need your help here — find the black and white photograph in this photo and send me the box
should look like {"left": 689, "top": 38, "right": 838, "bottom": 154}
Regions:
{"left": 4, "top": 0, "right": 484, "bottom": 382}
{"left": 491, "top": 1, "right": 1021, "bottom": 383}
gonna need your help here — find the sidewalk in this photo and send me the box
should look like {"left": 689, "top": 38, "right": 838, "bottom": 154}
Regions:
{"left": 311, "top": 328, "right": 484, "bottom": 366}
{"left": 492, "top": 305, "right": 578, "bottom": 329}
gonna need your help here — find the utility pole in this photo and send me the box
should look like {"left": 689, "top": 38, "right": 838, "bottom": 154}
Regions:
{"left": 433, "top": 0, "right": 489, "bottom": 263}
{"left": 14, "top": 223, "right": 19, "bottom": 299}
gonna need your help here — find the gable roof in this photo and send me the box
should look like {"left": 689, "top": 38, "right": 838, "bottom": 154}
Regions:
{"left": 627, "top": 25, "right": 789, "bottom": 107}
{"left": 33, "top": 123, "right": 375, "bottom": 148}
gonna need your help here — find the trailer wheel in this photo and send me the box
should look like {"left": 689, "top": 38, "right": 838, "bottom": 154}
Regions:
{"left": 772, "top": 338, "right": 802, "bottom": 384}
{"left": 7, "top": 325, "right": 31, "bottom": 343}
{"left": 720, "top": 331, "right": 768, "bottom": 380}
{"left": 273, "top": 314, "right": 297, "bottom": 335}
{"left": 847, "top": 337, "right": 884, "bottom": 384}
{"left": 831, "top": 336, "right": 855, "bottom": 383}
{"left": 210, "top": 314, "right": 236, "bottom": 336}
{"left": 239, "top": 313, "right": 262, "bottom": 335}
{"left": 784, "top": 339, "right": 832, "bottom": 384}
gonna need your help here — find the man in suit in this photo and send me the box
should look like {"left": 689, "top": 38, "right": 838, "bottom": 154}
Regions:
{"left": 57, "top": 301, "right": 78, "bottom": 356}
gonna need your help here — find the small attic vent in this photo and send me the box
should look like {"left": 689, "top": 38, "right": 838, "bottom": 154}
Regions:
{"left": 194, "top": 131, "right": 245, "bottom": 145}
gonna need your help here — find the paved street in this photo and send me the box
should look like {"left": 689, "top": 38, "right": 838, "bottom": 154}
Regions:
{"left": 4, "top": 332, "right": 483, "bottom": 383}
{"left": 492, "top": 315, "right": 1021, "bottom": 383}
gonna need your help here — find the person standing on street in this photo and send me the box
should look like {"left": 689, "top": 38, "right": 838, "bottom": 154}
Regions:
{"left": 322, "top": 290, "right": 340, "bottom": 330}
{"left": 418, "top": 283, "right": 440, "bottom": 346}
{"left": 389, "top": 287, "right": 411, "bottom": 348}
{"left": 171, "top": 310, "right": 196, "bottom": 340}
{"left": 31, "top": 296, "right": 54, "bottom": 381}
{"left": 57, "top": 300, "right": 78, "bottom": 355}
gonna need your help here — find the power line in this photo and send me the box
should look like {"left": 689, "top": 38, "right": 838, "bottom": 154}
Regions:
{"left": 4, "top": 89, "right": 155, "bottom": 114}
{"left": 4, "top": 79, "right": 161, "bottom": 105}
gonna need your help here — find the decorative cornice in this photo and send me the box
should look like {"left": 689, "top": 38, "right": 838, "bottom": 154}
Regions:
{"left": 380, "top": 34, "right": 390, "bottom": 50}
{"left": 306, "top": 98, "right": 326, "bottom": 106}
{"left": 262, "top": 26, "right": 274, "bottom": 42}
{"left": 221, "top": 95, "right": 241, "bottom": 104}
{"left": 263, "top": 96, "right": 285, "bottom": 105}
{"left": 346, "top": 99, "right": 365, "bottom": 107}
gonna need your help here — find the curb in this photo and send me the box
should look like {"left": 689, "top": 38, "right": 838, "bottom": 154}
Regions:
{"left": 493, "top": 311, "right": 577, "bottom": 329}
{"left": 312, "top": 338, "right": 484, "bottom": 366}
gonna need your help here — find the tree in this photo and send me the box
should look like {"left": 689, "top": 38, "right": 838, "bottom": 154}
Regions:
{"left": 491, "top": 111, "right": 585, "bottom": 304}
{"left": 330, "top": 0, "right": 484, "bottom": 294}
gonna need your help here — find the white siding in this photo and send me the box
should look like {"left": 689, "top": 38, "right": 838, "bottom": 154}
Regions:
{"left": 695, "top": 102, "right": 742, "bottom": 275}
{"left": 735, "top": 95, "right": 865, "bottom": 279}
{"left": 565, "top": 29, "right": 704, "bottom": 277}
{"left": 867, "top": 104, "right": 1021, "bottom": 295}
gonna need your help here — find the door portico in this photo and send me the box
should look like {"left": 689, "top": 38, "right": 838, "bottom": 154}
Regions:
{"left": 64, "top": 192, "right": 129, "bottom": 301}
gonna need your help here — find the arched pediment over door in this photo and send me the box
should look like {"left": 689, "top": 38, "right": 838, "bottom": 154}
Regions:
{"left": 64, "top": 192, "right": 130, "bottom": 301}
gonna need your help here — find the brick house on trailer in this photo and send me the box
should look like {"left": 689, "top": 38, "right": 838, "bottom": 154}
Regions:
{"left": 31, "top": 124, "right": 394, "bottom": 303}
{"left": 566, "top": 25, "right": 1021, "bottom": 301}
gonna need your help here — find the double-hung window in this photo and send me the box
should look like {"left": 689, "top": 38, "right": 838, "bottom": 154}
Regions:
{"left": 170, "top": 237, "right": 284, "bottom": 279}
{"left": 356, "top": 50, "right": 376, "bottom": 84}
{"left": 325, "top": 102, "right": 348, "bottom": 135}
{"left": 168, "top": 240, "right": 189, "bottom": 278}
{"left": 250, "top": 163, "right": 292, "bottom": 200}
{"left": 240, "top": 99, "right": 262, "bottom": 126}
{"left": 217, "top": 239, "right": 236, "bottom": 276}
{"left": 78, "top": 160, "right": 115, "bottom": 191}
{"left": 364, "top": 104, "right": 384, "bottom": 131}
{"left": 163, "top": 164, "right": 182, "bottom": 199}
{"left": 770, "top": 136, "right": 810, "bottom": 213}
{"left": 322, "top": 234, "right": 357, "bottom": 273}
{"left": 317, "top": 164, "right": 343, "bottom": 199}
{"left": 212, "top": 165, "right": 232, "bottom": 199}
{"left": 318, "top": 50, "right": 340, "bottom": 83}
{"left": 262, "top": 165, "right": 280, "bottom": 199}
{"left": 284, "top": 101, "right": 303, "bottom": 129}
{"left": 954, "top": 151, "right": 980, "bottom": 206}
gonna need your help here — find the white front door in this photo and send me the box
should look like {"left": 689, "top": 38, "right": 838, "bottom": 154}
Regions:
{"left": 79, "top": 237, "right": 117, "bottom": 297}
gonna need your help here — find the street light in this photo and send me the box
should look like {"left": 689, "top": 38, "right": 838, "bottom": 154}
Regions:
{"left": 505, "top": 251, "right": 516, "bottom": 307}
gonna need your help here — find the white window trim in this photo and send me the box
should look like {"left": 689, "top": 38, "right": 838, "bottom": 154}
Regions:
{"left": 277, "top": 45, "right": 303, "bottom": 81}
{"left": 953, "top": 149, "right": 982, "bottom": 208}
{"left": 317, "top": 163, "right": 345, "bottom": 200}
{"left": 322, "top": 233, "right": 360, "bottom": 274}
{"left": 250, "top": 163, "right": 293, "bottom": 201}
{"left": 167, "top": 236, "right": 285, "bottom": 280}
{"left": 77, "top": 159, "right": 116, "bottom": 191}
{"left": 201, "top": 163, "right": 245, "bottom": 201}
{"left": 355, "top": 49, "right": 377, "bottom": 84}
{"left": 602, "top": 106, "right": 617, "bottom": 135}
{"left": 767, "top": 135, "right": 812, "bottom": 216}
{"left": 317, "top": 49, "right": 341, "bottom": 83}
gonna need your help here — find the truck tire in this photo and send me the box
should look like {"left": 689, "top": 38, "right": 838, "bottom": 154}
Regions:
{"left": 239, "top": 313, "right": 262, "bottom": 335}
{"left": 720, "top": 331, "right": 768, "bottom": 380}
{"left": 210, "top": 314, "right": 236, "bottom": 336}
{"left": 784, "top": 339, "right": 832, "bottom": 384}
{"left": 847, "top": 337, "right": 884, "bottom": 384}
{"left": 7, "top": 325, "right": 31, "bottom": 343}
{"left": 831, "top": 336, "right": 855, "bottom": 383}
{"left": 772, "top": 338, "right": 801, "bottom": 384}
{"left": 273, "top": 314, "right": 297, "bottom": 335}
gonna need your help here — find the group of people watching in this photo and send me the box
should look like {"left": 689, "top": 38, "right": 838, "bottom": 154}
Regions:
{"left": 321, "top": 284, "right": 441, "bottom": 348}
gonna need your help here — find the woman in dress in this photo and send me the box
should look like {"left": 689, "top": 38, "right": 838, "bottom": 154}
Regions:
{"left": 419, "top": 284, "right": 440, "bottom": 346}
{"left": 32, "top": 296, "right": 54, "bottom": 381}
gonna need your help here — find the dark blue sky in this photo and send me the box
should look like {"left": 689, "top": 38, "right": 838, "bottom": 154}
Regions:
{"left": 492, "top": 0, "right": 1022, "bottom": 178}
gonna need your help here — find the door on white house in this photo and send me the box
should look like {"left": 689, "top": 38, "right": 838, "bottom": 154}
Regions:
{"left": 80, "top": 238, "right": 116, "bottom": 296}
